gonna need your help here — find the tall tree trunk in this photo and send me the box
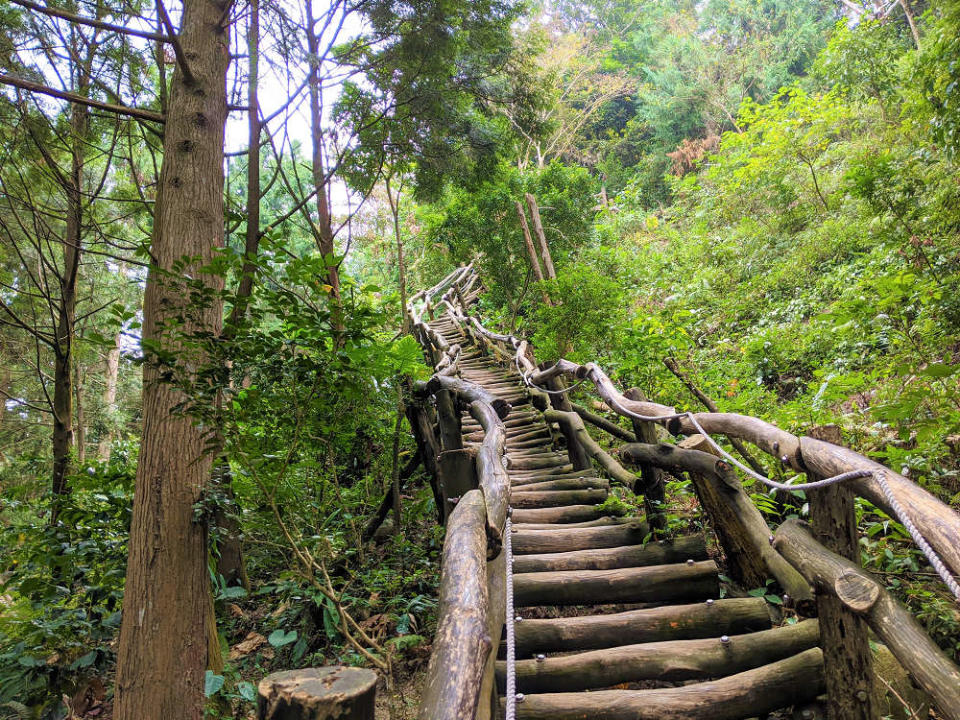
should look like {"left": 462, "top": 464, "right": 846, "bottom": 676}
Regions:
{"left": 524, "top": 193, "right": 556, "bottom": 280}
{"left": 115, "top": 1, "right": 230, "bottom": 717}
{"left": 0, "top": 361, "right": 9, "bottom": 463}
{"left": 50, "top": 95, "right": 87, "bottom": 524}
{"left": 97, "top": 332, "right": 120, "bottom": 461}
{"left": 305, "top": 0, "right": 342, "bottom": 320}
{"left": 213, "top": 0, "right": 259, "bottom": 590}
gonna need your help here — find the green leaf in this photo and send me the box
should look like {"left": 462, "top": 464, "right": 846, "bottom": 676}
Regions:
{"left": 237, "top": 681, "right": 257, "bottom": 702}
{"left": 218, "top": 585, "right": 248, "bottom": 600}
{"left": 764, "top": 594, "right": 783, "bottom": 605}
{"left": 268, "top": 629, "right": 298, "bottom": 648}
{"left": 322, "top": 598, "right": 340, "bottom": 639}
{"left": 71, "top": 650, "right": 98, "bottom": 669}
{"left": 204, "top": 671, "right": 225, "bottom": 697}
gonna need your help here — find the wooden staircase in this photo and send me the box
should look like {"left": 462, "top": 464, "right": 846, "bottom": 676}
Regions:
{"left": 426, "top": 315, "right": 825, "bottom": 720}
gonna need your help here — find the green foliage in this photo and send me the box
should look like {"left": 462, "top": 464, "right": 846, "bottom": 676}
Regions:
{"left": 530, "top": 248, "right": 630, "bottom": 363}
{"left": 0, "top": 460, "right": 134, "bottom": 706}
{"left": 423, "top": 160, "right": 597, "bottom": 311}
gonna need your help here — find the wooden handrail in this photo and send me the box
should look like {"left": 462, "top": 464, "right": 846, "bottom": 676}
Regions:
{"left": 408, "top": 265, "right": 510, "bottom": 719}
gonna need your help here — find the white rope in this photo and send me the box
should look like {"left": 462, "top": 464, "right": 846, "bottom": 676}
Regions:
{"left": 521, "top": 358, "right": 960, "bottom": 603}
{"left": 504, "top": 511, "right": 518, "bottom": 720}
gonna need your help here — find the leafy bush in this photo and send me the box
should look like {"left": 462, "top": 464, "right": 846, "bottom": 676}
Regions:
{"left": 0, "top": 460, "right": 133, "bottom": 708}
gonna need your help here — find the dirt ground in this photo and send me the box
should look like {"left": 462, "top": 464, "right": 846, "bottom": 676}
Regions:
{"left": 375, "top": 663, "right": 427, "bottom": 720}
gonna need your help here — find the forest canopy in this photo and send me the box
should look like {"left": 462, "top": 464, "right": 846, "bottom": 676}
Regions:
{"left": 2, "top": 0, "right": 960, "bottom": 718}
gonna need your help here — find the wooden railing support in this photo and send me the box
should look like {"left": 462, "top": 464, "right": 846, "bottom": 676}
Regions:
{"left": 775, "top": 519, "right": 960, "bottom": 720}
{"left": 625, "top": 387, "right": 667, "bottom": 534}
{"left": 435, "top": 389, "right": 477, "bottom": 518}
{"left": 545, "top": 409, "right": 637, "bottom": 485}
{"left": 808, "top": 425, "right": 877, "bottom": 720}
{"left": 621, "top": 436, "right": 814, "bottom": 606}
{"left": 258, "top": 667, "right": 376, "bottom": 720}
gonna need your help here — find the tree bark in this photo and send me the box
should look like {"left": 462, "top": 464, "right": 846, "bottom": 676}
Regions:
{"left": 115, "top": 0, "right": 230, "bottom": 717}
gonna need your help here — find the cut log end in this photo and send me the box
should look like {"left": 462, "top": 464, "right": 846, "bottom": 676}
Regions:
{"left": 258, "top": 667, "right": 377, "bottom": 720}
{"left": 834, "top": 570, "right": 880, "bottom": 613}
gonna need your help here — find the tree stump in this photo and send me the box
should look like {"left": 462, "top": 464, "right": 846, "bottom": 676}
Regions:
{"left": 258, "top": 667, "right": 377, "bottom": 720}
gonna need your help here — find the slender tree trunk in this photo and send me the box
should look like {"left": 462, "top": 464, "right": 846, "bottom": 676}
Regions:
{"left": 98, "top": 332, "right": 120, "bottom": 461}
{"left": 50, "top": 95, "right": 88, "bottom": 524}
{"left": 305, "top": 0, "right": 342, "bottom": 319}
{"left": 386, "top": 176, "right": 409, "bottom": 332}
{"left": 515, "top": 201, "right": 551, "bottom": 305}
{"left": 390, "top": 389, "right": 404, "bottom": 531}
{"left": 898, "top": 0, "right": 920, "bottom": 50}
{"left": 74, "top": 360, "right": 85, "bottom": 465}
{"left": 115, "top": 1, "right": 230, "bottom": 717}
{"left": 524, "top": 193, "right": 556, "bottom": 280}
{"left": 0, "top": 361, "right": 9, "bottom": 463}
{"left": 213, "top": 0, "right": 259, "bottom": 590}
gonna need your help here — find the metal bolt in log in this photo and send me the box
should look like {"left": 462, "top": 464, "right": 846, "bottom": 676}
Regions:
{"left": 258, "top": 667, "right": 377, "bottom": 720}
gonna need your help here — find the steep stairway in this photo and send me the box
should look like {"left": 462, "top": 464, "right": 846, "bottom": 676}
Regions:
{"left": 425, "top": 315, "right": 825, "bottom": 720}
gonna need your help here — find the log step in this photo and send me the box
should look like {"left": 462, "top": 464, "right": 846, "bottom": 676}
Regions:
{"left": 512, "top": 520, "right": 650, "bottom": 555}
{"left": 511, "top": 477, "right": 609, "bottom": 491}
{"left": 498, "top": 620, "right": 820, "bottom": 693}
{"left": 512, "top": 533, "right": 706, "bottom": 573}
{"left": 513, "top": 560, "right": 718, "bottom": 606}
{"left": 510, "top": 489, "right": 609, "bottom": 508}
{"left": 510, "top": 505, "right": 607, "bottom": 524}
{"left": 513, "top": 517, "right": 629, "bottom": 531}
{"left": 513, "top": 597, "right": 773, "bottom": 654}
{"left": 504, "top": 648, "right": 825, "bottom": 720}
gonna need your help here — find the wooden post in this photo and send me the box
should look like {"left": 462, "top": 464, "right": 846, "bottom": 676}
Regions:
{"left": 775, "top": 520, "right": 960, "bottom": 720}
{"left": 808, "top": 425, "right": 877, "bottom": 720}
{"left": 454, "top": 283, "right": 468, "bottom": 313}
{"left": 624, "top": 388, "right": 666, "bottom": 534}
{"left": 258, "top": 667, "right": 376, "bottom": 720}
{"left": 524, "top": 193, "right": 556, "bottom": 280}
{"left": 542, "top": 368, "right": 590, "bottom": 471}
{"left": 406, "top": 402, "right": 444, "bottom": 523}
{"left": 436, "top": 390, "right": 477, "bottom": 518}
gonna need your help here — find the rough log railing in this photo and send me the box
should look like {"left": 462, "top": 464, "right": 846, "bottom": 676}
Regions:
{"left": 407, "top": 266, "right": 510, "bottom": 720}
{"left": 409, "top": 265, "right": 960, "bottom": 720}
